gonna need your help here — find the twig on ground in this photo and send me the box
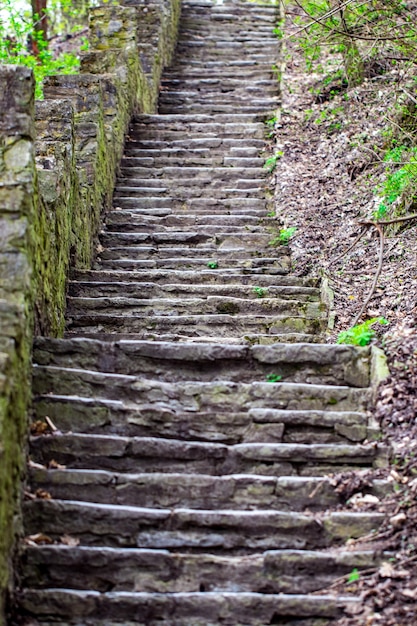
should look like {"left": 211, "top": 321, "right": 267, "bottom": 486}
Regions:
{"left": 351, "top": 223, "right": 384, "bottom": 326}
{"left": 359, "top": 214, "right": 417, "bottom": 227}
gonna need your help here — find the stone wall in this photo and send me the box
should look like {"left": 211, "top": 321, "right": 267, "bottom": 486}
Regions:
{"left": 0, "top": 0, "right": 180, "bottom": 621}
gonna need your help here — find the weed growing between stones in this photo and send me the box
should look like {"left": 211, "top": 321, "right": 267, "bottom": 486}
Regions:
{"left": 269, "top": 227, "right": 297, "bottom": 246}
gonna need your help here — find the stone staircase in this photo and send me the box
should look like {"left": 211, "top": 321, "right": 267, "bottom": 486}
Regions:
{"left": 16, "top": 1, "right": 388, "bottom": 624}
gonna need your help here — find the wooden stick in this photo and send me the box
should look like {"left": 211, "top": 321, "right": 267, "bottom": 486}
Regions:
{"left": 351, "top": 223, "right": 384, "bottom": 326}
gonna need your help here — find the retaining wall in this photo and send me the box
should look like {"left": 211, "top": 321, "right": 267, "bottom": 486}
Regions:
{"left": 0, "top": 0, "right": 180, "bottom": 620}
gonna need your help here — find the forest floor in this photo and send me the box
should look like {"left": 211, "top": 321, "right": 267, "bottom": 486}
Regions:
{"left": 274, "top": 9, "right": 417, "bottom": 625}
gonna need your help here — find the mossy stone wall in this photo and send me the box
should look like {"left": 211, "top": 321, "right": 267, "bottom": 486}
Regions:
{"left": 0, "top": 0, "right": 180, "bottom": 621}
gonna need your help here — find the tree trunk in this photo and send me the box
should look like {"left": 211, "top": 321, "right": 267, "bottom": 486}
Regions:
{"left": 31, "top": 0, "right": 48, "bottom": 55}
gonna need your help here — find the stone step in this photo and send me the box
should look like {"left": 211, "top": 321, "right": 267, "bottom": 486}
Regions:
{"left": 121, "top": 155, "right": 266, "bottom": 167}
{"left": 123, "top": 146, "right": 264, "bottom": 158}
{"left": 132, "top": 112, "right": 267, "bottom": 125}
{"left": 159, "top": 88, "right": 278, "bottom": 99}
{"left": 69, "top": 269, "right": 319, "bottom": 287}
{"left": 29, "top": 434, "right": 387, "bottom": 475}
{"left": 23, "top": 499, "right": 384, "bottom": 551}
{"left": 93, "top": 258, "right": 291, "bottom": 275}
{"left": 173, "top": 45, "right": 277, "bottom": 54}
{"left": 31, "top": 395, "right": 375, "bottom": 446}
{"left": 124, "top": 137, "right": 266, "bottom": 150}
{"left": 65, "top": 312, "right": 323, "bottom": 336}
{"left": 105, "top": 204, "right": 270, "bottom": 221}
{"left": 96, "top": 248, "right": 285, "bottom": 264}
{"left": 160, "top": 78, "right": 278, "bottom": 91}
{"left": 113, "top": 195, "right": 266, "bottom": 207}
{"left": 157, "top": 104, "right": 278, "bottom": 115}
{"left": 63, "top": 332, "right": 321, "bottom": 345}
{"left": 111, "top": 198, "right": 268, "bottom": 212}
{"left": 17, "top": 588, "right": 360, "bottom": 625}
{"left": 161, "top": 68, "right": 276, "bottom": 79}
{"left": 105, "top": 211, "right": 270, "bottom": 232}
{"left": 33, "top": 368, "right": 372, "bottom": 410}
{"left": 33, "top": 340, "right": 367, "bottom": 389}
{"left": 158, "top": 94, "right": 279, "bottom": 108}
{"left": 66, "top": 296, "right": 325, "bottom": 320}
{"left": 20, "top": 545, "right": 387, "bottom": 595}
{"left": 119, "top": 166, "right": 267, "bottom": 180}
{"left": 99, "top": 224, "right": 273, "bottom": 240}
{"left": 34, "top": 388, "right": 370, "bottom": 445}
{"left": 68, "top": 281, "right": 320, "bottom": 301}
{"left": 168, "top": 57, "right": 277, "bottom": 67}
{"left": 28, "top": 468, "right": 390, "bottom": 510}
{"left": 115, "top": 175, "right": 266, "bottom": 190}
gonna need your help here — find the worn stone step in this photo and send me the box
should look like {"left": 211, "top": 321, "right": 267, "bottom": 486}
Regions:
{"left": 66, "top": 296, "right": 325, "bottom": 321}
{"left": 132, "top": 112, "right": 267, "bottom": 125}
{"left": 23, "top": 499, "right": 384, "bottom": 551}
{"left": 98, "top": 229, "right": 274, "bottom": 246}
{"left": 96, "top": 245, "right": 284, "bottom": 262}
{"left": 102, "top": 212, "right": 272, "bottom": 228}
{"left": 67, "top": 278, "right": 319, "bottom": 297}
{"left": 17, "top": 588, "right": 359, "bottom": 625}
{"left": 121, "top": 155, "right": 266, "bottom": 167}
{"left": 62, "top": 331, "right": 321, "bottom": 345}
{"left": 28, "top": 468, "right": 389, "bottom": 511}
{"left": 104, "top": 209, "right": 270, "bottom": 226}
{"left": 160, "top": 78, "right": 277, "bottom": 92}
{"left": 158, "top": 90, "right": 278, "bottom": 102}
{"left": 124, "top": 137, "right": 266, "bottom": 150}
{"left": 112, "top": 196, "right": 266, "bottom": 209}
{"left": 109, "top": 200, "right": 269, "bottom": 215}
{"left": 161, "top": 68, "right": 276, "bottom": 79}
{"left": 167, "top": 57, "right": 277, "bottom": 68}
{"left": 68, "top": 281, "right": 320, "bottom": 302}
{"left": 93, "top": 256, "right": 291, "bottom": 273}
{"left": 31, "top": 392, "right": 374, "bottom": 445}
{"left": 158, "top": 104, "right": 278, "bottom": 115}
{"left": 20, "top": 545, "right": 388, "bottom": 594}
{"left": 33, "top": 371, "right": 372, "bottom": 413}
{"left": 120, "top": 166, "right": 267, "bottom": 180}
{"left": 115, "top": 175, "right": 266, "bottom": 191}
{"left": 122, "top": 146, "right": 264, "bottom": 159}
{"left": 65, "top": 312, "right": 324, "bottom": 336}
{"left": 97, "top": 244, "right": 287, "bottom": 261}
{"left": 70, "top": 269, "right": 319, "bottom": 288}
{"left": 29, "top": 434, "right": 387, "bottom": 476}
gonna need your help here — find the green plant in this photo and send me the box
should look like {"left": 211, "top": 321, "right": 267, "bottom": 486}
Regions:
{"left": 0, "top": 0, "right": 83, "bottom": 98}
{"left": 266, "top": 373, "right": 282, "bottom": 383}
{"left": 269, "top": 227, "right": 297, "bottom": 247}
{"left": 207, "top": 261, "right": 218, "bottom": 269}
{"left": 373, "top": 145, "right": 417, "bottom": 220}
{"left": 253, "top": 286, "right": 268, "bottom": 298}
{"left": 337, "top": 317, "right": 388, "bottom": 346}
{"left": 346, "top": 568, "right": 360, "bottom": 584}
{"left": 264, "top": 151, "right": 284, "bottom": 173}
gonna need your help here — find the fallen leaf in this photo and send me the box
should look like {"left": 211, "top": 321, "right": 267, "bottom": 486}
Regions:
{"left": 30, "top": 420, "right": 49, "bottom": 436}
{"left": 24, "top": 533, "right": 53, "bottom": 545}
{"left": 35, "top": 489, "right": 52, "bottom": 500}
{"left": 390, "top": 512, "right": 407, "bottom": 527}
{"left": 48, "top": 459, "right": 66, "bottom": 470}
{"left": 401, "top": 588, "right": 417, "bottom": 599}
{"left": 379, "top": 561, "right": 409, "bottom": 579}
{"left": 60, "top": 534, "right": 80, "bottom": 547}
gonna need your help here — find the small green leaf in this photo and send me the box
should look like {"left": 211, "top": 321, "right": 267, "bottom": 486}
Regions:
{"left": 266, "top": 373, "right": 283, "bottom": 383}
{"left": 346, "top": 568, "right": 360, "bottom": 584}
